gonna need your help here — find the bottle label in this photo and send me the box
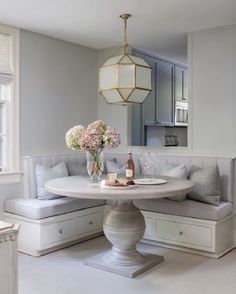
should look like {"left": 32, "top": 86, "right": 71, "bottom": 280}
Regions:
{"left": 126, "top": 169, "right": 133, "bottom": 178}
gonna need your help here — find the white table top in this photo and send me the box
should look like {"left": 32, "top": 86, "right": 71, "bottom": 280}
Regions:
{"left": 45, "top": 176, "right": 193, "bottom": 200}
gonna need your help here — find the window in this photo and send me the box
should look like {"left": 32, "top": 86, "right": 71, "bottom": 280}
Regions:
{"left": 0, "top": 24, "right": 20, "bottom": 183}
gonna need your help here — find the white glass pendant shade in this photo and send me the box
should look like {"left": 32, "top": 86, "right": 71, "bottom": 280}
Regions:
{"left": 117, "top": 64, "right": 134, "bottom": 88}
{"left": 99, "top": 65, "right": 117, "bottom": 89}
{"left": 128, "top": 89, "right": 151, "bottom": 103}
{"left": 136, "top": 66, "right": 152, "bottom": 89}
{"left": 99, "top": 53, "right": 151, "bottom": 105}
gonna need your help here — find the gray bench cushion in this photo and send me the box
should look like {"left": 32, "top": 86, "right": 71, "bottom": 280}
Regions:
{"left": 4, "top": 198, "right": 105, "bottom": 220}
{"left": 134, "top": 199, "right": 233, "bottom": 221}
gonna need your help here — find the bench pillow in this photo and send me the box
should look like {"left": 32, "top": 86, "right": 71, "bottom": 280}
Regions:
{"left": 187, "top": 166, "right": 221, "bottom": 206}
{"left": 67, "top": 162, "right": 87, "bottom": 176}
{"left": 160, "top": 164, "right": 187, "bottom": 201}
{"left": 36, "top": 161, "right": 68, "bottom": 200}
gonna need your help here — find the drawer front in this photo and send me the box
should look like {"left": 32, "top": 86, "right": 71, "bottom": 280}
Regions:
{"left": 42, "top": 218, "right": 76, "bottom": 245}
{"left": 75, "top": 212, "right": 103, "bottom": 236}
{"left": 155, "top": 219, "right": 212, "bottom": 249}
{"left": 143, "top": 216, "right": 154, "bottom": 239}
{"left": 41, "top": 212, "right": 103, "bottom": 246}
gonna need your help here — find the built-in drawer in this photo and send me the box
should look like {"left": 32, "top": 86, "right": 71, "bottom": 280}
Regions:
{"left": 41, "top": 211, "right": 103, "bottom": 246}
{"left": 41, "top": 218, "right": 76, "bottom": 245}
{"left": 155, "top": 219, "right": 213, "bottom": 249}
{"left": 74, "top": 212, "right": 103, "bottom": 236}
{"left": 143, "top": 216, "right": 154, "bottom": 239}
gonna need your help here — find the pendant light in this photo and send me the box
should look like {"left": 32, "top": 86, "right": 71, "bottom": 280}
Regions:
{"left": 99, "top": 14, "right": 152, "bottom": 105}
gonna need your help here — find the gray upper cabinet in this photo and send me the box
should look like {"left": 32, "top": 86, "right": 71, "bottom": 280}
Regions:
{"left": 175, "top": 65, "right": 188, "bottom": 101}
{"left": 156, "top": 59, "right": 174, "bottom": 126}
{"left": 130, "top": 49, "right": 187, "bottom": 145}
{"left": 131, "top": 103, "right": 143, "bottom": 146}
{"left": 132, "top": 49, "right": 174, "bottom": 126}
{"left": 142, "top": 55, "right": 156, "bottom": 124}
{"left": 132, "top": 50, "right": 156, "bottom": 125}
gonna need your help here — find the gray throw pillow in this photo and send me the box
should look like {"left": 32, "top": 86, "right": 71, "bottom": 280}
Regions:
{"left": 67, "top": 161, "right": 87, "bottom": 176}
{"left": 161, "top": 164, "right": 187, "bottom": 201}
{"left": 188, "top": 166, "right": 221, "bottom": 206}
{"left": 36, "top": 162, "right": 68, "bottom": 200}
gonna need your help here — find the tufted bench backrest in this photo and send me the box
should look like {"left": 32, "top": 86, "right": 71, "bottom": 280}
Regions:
{"left": 23, "top": 153, "right": 234, "bottom": 202}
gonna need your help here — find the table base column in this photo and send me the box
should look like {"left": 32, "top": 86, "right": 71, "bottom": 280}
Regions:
{"left": 85, "top": 200, "right": 164, "bottom": 278}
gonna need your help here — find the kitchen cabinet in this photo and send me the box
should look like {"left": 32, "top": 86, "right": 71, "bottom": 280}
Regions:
{"left": 130, "top": 49, "right": 187, "bottom": 146}
{"left": 131, "top": 104, "right": 143, "bottom": 146}
{"left": 131, "top": 51, "right": 156, "bottom": 126}
{"left": 131, "top": 50, "right": 174, "bottom": 145}
{"left": 156, "top": 59, "right": 174, "bottom": 125}
{"left": 132, "top": 50, "right": 174, "bottom": 126}
{"left": 175, "top": 65, "right": 188, "bottom": 101}
{"left": 130, "top": 50, "right": 156, "bottom": 145}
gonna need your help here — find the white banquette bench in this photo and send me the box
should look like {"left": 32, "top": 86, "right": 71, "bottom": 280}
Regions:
{"left": 3, "top": 153, "right": 235, "bottom": 257}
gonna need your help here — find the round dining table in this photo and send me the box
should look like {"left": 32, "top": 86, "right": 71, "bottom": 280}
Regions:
{"left": 45, "top": 176, "right": 193, "bottom": 278}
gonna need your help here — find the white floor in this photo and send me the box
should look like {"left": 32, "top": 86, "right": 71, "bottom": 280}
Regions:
{"left": 19, "top": 236, "right": 236, "bottom": 294}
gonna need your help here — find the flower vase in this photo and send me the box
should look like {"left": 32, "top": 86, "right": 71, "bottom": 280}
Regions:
{"left": 86, "top": 150, "right": 104, "bottom": 183}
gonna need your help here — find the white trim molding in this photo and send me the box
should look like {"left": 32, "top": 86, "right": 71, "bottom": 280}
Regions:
{"left": 0, "top": 171, "right": 22, "bottom": 185}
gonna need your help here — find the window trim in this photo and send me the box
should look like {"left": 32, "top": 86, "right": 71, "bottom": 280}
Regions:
{"left": 0, "top": 24, "right": 20, "bottom": 183}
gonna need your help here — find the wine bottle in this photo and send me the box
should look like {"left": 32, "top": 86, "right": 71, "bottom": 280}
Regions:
{"left": 126, "top": 152, "right": 135, "bottom": 180}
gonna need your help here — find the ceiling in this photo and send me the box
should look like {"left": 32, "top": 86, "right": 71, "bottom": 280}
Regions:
{"left": 0, "top": 0, "right": 236, "bottom": 63}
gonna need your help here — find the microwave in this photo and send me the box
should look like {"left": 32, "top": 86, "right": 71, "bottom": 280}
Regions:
{"left": 175, "top": 101, "right": 188, "bottom": 126}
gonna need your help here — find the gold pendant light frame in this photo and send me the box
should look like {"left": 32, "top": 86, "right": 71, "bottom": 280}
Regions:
{"left": 99, "top": 14, "right": 152, "bottom": 105}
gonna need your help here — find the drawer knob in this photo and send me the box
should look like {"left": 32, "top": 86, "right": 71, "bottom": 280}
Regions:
{"left": 89, "top": 221, "right": 93, "bottom": 225}
{"left": 179, "top": 231, "right": 184, "bottom": 236}
{"left": 59, "top": 229, "right": 63, "bottom": 234}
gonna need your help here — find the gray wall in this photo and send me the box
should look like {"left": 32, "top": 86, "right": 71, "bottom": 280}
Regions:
{"left": 0, "top": 30, "right": 98, "bottom": 216}
{"left": 188, "top": 25, "right": 236, "bottom": 156}
{"left": 20, "top": 30, "right": 98, "bottom": 156}
{"left": 97, "top": 47, "right": 129, "bottom": 151}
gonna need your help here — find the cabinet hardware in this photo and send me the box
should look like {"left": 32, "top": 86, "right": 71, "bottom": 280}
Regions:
{"left": 179, "top": 231, "right": 183, "bottom": 236}
{"left": 59, "top": 229, "right": 63, "bottom": 234}
{"left": 89, "top": 221, "right": 93, "bottom": 225}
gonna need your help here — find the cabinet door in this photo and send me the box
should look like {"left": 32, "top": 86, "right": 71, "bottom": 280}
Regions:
{"left": 132, "top": 51, "right": 156, "bottom": 124}
{"left": 183, "top": 68, "right": 188, "bottom": 100}
{"left": 156, "top": 60, "right": 174, "bottom": 125}
{"left": 131, "top": 104, "right": 142, "bottom": 146}
{"left": 175, "top": 65, "right": 183, "bottom": 100}
{"left": 142, "top": 56, "right": 156, "bottom": 124}
{"left": 175, "top": 65, "right": 188, "bottom": 101}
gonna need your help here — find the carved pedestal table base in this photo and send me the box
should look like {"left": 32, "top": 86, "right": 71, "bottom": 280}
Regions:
{"left": 85, "top": 200, "right": 164, "bottom": 278}
{"left": 45, "top": 176, "right": 193, "bottom": 279}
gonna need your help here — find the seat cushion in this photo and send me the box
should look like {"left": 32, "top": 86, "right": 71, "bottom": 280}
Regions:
{"left": 134, "top": 198, "right": 233, "bottom": 221}
{"left": 4, "top": 197, "right": 105, "bottom": 220}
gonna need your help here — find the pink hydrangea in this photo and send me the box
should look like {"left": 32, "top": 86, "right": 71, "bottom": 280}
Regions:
{"left": 65, "top": 120, "right": 121, "bottom": 152}
{"left": 103, "top": 128, "right": 121, "bottom": 149}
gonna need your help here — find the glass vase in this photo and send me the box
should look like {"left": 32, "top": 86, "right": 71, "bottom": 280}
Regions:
{"left": 86, "top": 150, "right": 104, "bottom": 183}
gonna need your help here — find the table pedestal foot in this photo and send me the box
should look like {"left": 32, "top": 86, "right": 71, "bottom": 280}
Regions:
{"left": 85, "top": 250, "right": 164, "bottom": 278}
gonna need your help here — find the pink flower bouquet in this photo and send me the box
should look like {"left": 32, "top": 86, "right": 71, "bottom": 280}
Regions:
{"left": 66, "top": 120, "right": 121, "bottom": 181}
